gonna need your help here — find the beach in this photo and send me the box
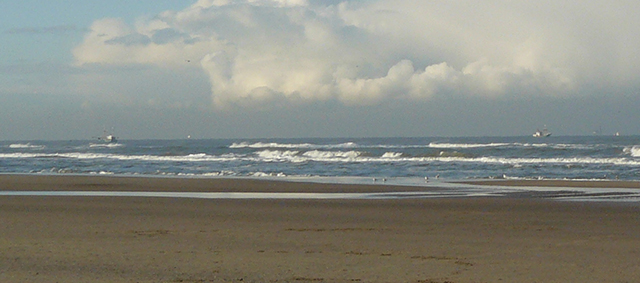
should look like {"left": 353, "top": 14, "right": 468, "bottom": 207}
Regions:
{"left": 1, "top": 175, "right": 640, "bottom": 282}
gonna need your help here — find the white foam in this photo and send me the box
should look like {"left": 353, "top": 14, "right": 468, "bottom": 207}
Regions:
{"left": 624, "top": 146, "right": 640, "bottom": 157}
{"left": 302, "top": 150, "right": 362, "bottom": 160}
{"left": 8, "top": 143, "right": 45, "bottom": 149}
{"left": 254, "top": 150, "right": 301, "bottom": 162}
{"left": 0, "top": 152, "right": 241, "bottom": 163}
{"left": 428, "top": 142, "right": 604, "bottom": 150}
{"left": 89, "top": 143, "right": 123, "bottom": 148}
{"left": 230, "top": 141, "right": 358, "bottom": 149}
{"left": 3, "top": 150, "right": 640, "bottom": 167}
{"left": 0, "top": 153, "right": 41, "bottom": 158}
{"left": 381, "top": 152, "right": 403, "bottom": 158}
{"left": 250, "top": 171, "right": 288, "bottom": 177}
{"left": 429, "top": 142, "right": 510, "bottom": 148}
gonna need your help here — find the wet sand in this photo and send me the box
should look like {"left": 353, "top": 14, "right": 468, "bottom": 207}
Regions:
{"left": 461, "top": 179, "right": 640, "bottom": 189}
{"left": 1, "top": 175, "right": 640, "bottom": 282}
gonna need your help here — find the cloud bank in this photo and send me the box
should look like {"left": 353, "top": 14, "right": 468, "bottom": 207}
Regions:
{"left": 72, "top": 0, "right": 640, "bottom": 109}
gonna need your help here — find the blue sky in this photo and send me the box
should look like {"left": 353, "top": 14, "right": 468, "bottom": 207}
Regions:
{"left": 2, "top": 0, "right": 640, "bottom": 140}
{"left": 1, "top": 1, "right": 188, "bottom": 62}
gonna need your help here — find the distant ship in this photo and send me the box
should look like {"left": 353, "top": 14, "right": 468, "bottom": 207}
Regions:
{"left": 98, "top": 130, "right": 118, "bottom": 143}
{"left": 533, "top": 127, "right": 551, "bottom": 137}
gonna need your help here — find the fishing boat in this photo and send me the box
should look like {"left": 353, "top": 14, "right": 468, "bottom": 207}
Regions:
{"left": 98, "top": 130, "right": 118, "bottom": 143}
{"left": 533, "top": 127, "right": 551, "bottom": 137}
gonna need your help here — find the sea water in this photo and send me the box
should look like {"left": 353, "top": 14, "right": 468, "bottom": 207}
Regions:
{"left": 3, "top": 136, "right": 640, "bottom": 201}
{"left": 2, "top": 136, "right": 640, "bottom": 181}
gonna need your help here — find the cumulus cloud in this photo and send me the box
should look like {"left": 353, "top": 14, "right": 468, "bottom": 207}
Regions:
{"left": 72, "top": 0, "right": 640, "bottom": 109}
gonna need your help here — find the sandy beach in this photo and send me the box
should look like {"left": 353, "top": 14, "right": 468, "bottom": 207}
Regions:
{"left": 1, "top": 175, "right": 640, "bottom": 282}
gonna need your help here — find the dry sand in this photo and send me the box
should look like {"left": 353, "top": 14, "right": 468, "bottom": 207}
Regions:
{"left": 1, "top": 175, "right": 640, "bottom": 282}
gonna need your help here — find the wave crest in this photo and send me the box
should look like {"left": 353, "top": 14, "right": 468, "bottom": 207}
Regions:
{"left": 624, "top": 146, "right": 640, "bottom": 157}
{"left": 230, "top": 141, "right": 358, "bottom": 149}
{"left": 8, "top": 143, "right": 45, "bottom": 149}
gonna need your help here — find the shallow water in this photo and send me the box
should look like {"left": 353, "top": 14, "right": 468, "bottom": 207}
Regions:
{"left": 2, "top": 176, "right": 639, "bottom": 202}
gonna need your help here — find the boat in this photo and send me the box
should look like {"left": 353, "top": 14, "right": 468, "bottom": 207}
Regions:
{"left": 98, "top": 130, "right": 118, "bottom": 143}
{"left": 533, "top": 127, "right": 551, "bottom": 137}
{"left": 104, "top": 134, "right": 117, "bottom": 143}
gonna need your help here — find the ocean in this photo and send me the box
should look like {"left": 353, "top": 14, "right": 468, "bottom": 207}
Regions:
{"left": 2, "top": 135, "right": 640, "bottom": 182}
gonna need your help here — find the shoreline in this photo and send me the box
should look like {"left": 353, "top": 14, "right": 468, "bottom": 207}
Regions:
{"left": 460, "top": 178, "right": 640, "bottom": 188}
{"left": 4, "top": 172, "right": 640, "bottom": 189}
{"left": 0, "top": 174, "right": 433, "bottom": 193}
{"left": 2, "top": 174, "right": 640, "bottom": 202}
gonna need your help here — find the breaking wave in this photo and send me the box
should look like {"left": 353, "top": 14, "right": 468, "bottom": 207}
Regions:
{"left": 3, "top": 137, "right": 640, "bottom": 181}
{"left": 623, "top": 146, "right": 640, "bottom": 157}
{"left": 230, "top": 141, "right": 358, "bottom": 149}
{"left": 428, "top": 142, "right": 604, "bottom": 150}
{"left": 89, "top": 143, "right": 124, "bottom": 148}
{"left": 428, "top": 142, "right": 510, "bottom": 148}
{"left": 2, "top": 151, "right": 640, "bottom": 166}
{"left": 8, "top": 143, "right": 45, "bottom": 149}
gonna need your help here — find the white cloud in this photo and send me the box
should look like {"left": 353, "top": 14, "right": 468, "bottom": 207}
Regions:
{"left": 72, "top": 0, "right": 640, "bottom": 109}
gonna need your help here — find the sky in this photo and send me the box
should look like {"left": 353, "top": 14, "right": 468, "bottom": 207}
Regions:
{"left": 2, "top": 0, "right": 640, "bottom": 140}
